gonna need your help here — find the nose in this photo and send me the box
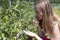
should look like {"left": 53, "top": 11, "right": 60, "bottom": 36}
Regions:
{"left": 38, "top": 13, "right": 43, "bottom": 20}
{"left": 40, "top": 12, "right": 43, "bottom": 16}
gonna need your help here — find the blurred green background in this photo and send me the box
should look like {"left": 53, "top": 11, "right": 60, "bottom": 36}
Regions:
{"left": 0, "top": 0, "right": 60, "bottom": 40}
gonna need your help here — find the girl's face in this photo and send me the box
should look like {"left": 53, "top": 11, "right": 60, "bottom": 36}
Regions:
{"left": 38, "top": 12, "right": 43, "bottom": 20}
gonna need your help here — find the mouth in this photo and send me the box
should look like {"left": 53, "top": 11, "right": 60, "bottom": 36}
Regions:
{"left": 39, "top": 19, "right": 43, "bottom": 23}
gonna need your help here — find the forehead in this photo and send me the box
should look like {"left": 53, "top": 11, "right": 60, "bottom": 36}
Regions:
{"left": 35, "top": 1, "right": 45, "bottom": 8}
{"left": 35, "top": 3, "right": 46, "bottom": 13}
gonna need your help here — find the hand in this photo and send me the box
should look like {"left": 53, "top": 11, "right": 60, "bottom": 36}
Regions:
{"left": 23, "top": 30, "right": 37, "bottom": 38}
{"left": 23, "top": 30, "right": 42, "bottom": 40}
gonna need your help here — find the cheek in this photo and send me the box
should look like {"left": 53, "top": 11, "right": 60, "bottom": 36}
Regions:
{"left": 36, "top": 13, "right": 43, "bottom": 20}
{"left": 38, "top": 15, "right": 43, "bottom": 20}
{"left": 39, "top": 13, "right": 43, "bottom": 18}
{"left": 42, "top": 15, "right": 43, "bottom": 18}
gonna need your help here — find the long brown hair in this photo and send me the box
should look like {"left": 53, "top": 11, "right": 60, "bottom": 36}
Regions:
{"left": 34, "top": 0, "right": 60, "bottom": 37}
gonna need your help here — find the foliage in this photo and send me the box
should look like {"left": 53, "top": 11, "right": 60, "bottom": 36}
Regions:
{"left": 0, "top": 0, "right": 37, "bottom": 40}
{"left": 0, "top": 0, "right": 60, "bottom": 40}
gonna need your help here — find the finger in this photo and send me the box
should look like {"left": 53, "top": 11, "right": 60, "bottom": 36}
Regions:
{"left": 23, "top": 30, "right": 30, "bottom": 35}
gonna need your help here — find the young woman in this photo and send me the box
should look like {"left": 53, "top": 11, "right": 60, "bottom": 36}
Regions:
{"left": 23, "top": 0, "right": 60, "bottom": 40}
